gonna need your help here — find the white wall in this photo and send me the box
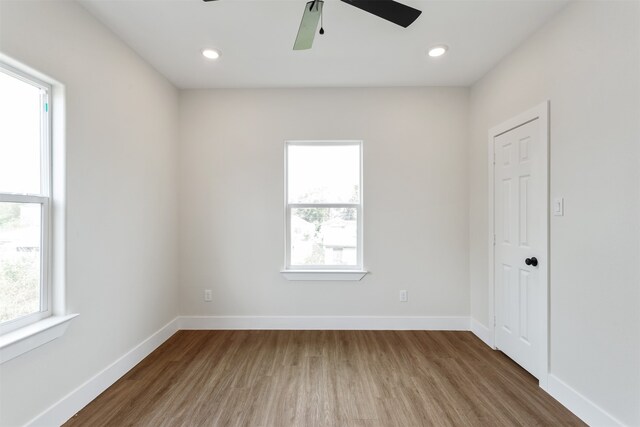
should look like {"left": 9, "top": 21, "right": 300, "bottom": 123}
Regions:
{"left": 178, "top": 88, "right": 469, "bottom": 318}
{"left": 0, "top": 1, "right": 179, "bottom": 426}
{"left": 468, "top": 1, "right": 640, "bottom": 425}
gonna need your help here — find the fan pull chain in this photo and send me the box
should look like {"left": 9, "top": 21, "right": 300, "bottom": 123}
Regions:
{"left": 319, "top": 2, "right": 325, "bottom": 35}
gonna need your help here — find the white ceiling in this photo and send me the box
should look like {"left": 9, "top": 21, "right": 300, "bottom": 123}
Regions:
{"left": 79, "top": 0, "right": 567, "bottom": 88}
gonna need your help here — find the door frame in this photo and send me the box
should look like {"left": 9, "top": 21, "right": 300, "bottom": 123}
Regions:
{"left": 487, "top": 101, "right": 550, "bottom": 390}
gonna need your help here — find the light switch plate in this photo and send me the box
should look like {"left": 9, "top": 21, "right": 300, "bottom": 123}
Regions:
{"left": 553, "top": 197, "right": 564, "bottom": 216}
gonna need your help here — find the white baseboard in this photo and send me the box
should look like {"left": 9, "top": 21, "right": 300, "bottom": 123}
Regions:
{"left": 470, "top": 317, "right": 494, "bottom": 348}
{"left": 545, "top": 374, "right": 623, "bottom": 427}
{"left": 26, "top": 317, "right": 180, "bottom": 427}
{"left": 179, "top": 315, "right": 470, "bottom": 331}
{"left": 470, "top": 320, "right": 624, "bottom": 426}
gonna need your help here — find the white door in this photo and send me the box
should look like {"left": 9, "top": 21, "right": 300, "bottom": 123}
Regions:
{"left": 494, "top": 118, "right": 547, "bottom": 379}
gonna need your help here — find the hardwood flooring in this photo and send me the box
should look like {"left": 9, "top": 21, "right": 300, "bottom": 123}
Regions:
{"left": 65, "top": 330, "right": 584, "bottom": 427}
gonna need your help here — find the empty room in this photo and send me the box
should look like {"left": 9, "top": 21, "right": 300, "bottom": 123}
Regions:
{"left": 0, "top": 0, "right": 638, "bottom": 426}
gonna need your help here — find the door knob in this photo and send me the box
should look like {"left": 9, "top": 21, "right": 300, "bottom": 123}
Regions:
{"left": 525, "top": 257, "right": 538, "bottom": 267}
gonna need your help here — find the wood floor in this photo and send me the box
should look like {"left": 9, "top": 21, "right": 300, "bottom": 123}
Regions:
{"left": 65, "top": 330, "right": 584, "bottom": 427}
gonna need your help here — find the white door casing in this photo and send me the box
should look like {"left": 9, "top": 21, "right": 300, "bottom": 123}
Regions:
{"left": 489, "top": 102, "right": 549, "bottom": 387}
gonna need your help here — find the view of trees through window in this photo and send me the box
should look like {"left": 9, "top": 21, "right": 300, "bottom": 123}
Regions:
{"left": 0, "top": 203, "right": 41, "bottom": 323}
{"left": 0, "top": 66, "right": 47, "bottom": 326}
{"left": 291, "top": 206, "right": 358, "bottom": 266}
{"left": 287, "top": 143, "right": 361, "bottom": 267}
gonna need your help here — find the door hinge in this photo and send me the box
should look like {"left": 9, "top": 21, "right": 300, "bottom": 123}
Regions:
{"left": 493, "top": 152, "right": 496, "bottom": 165}
{"left": 493, "top": 234, "right": 496, "bottom": 246}
{"left": 493, "top": 316, "right": 496, "bottom": 327}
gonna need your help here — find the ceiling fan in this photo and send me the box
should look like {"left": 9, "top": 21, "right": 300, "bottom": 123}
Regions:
{"left": 202, "top": 0, "right": 422, "bottom": 50}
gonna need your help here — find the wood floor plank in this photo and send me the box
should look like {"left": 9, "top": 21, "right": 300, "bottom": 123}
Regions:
{"left": 65, "top": 331, "right": 584, "bottom": 427}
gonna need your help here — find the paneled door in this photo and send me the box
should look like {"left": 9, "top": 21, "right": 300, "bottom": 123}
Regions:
{"left": 493, "top": 117, "right": 547, "bottom": 380}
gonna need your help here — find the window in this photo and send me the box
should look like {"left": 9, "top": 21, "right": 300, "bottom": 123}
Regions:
{"left": 283, "top": 141, "right": 366, "bottom": 280}
{"left": 0, "top": 64, "right": 51, "bottom": 334}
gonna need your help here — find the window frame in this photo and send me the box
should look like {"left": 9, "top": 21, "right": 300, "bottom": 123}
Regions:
{"left": 0, "top": 62, "right": 52, "bottom": 335}
{"left": 283, "top": 140, "right": 364, "bottom": 272}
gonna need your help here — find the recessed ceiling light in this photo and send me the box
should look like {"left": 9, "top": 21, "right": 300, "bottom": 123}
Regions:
{"left": 202, "top": 48, "right": 221, "bottom": 60}
{"left": 428, "top": 45, "right": 448, "bottom": 58}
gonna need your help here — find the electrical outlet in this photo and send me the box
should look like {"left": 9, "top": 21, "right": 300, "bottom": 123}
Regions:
{"left": 204, "top": 289, "right": 212, "bottom": 302}
{"left": 399, "top": 290, "right": 408, "bottom": 302}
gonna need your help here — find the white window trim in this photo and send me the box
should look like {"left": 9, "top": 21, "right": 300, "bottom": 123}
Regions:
{"left": 281, "top": 140, "right": 368, "bottom": 281}
{"left": 0, "top": 57, "right": 76, "bottom": 364}
{"left": 280, "top": 270, "right": 368, "bottom": 281}
{"left": 0, "top": 314, "right": 78, "bottom": 364}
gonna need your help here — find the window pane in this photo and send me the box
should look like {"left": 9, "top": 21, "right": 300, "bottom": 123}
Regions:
{"left": 0, "top": 70, "right": 43, "bottom": 194}
{"left": 0, "top": 202, "right": 42, "bottom": 323}
{"left": 288, "top": 144, "right": 360, "bottom": 203}
{"left": 291, "top": 207, "right": 357, "bottom": 266}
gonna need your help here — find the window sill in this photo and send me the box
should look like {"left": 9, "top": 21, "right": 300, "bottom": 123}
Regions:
{"left": 0, "top": 314, "right": 79, "bottom": 364}
{"left": 281, "top": 270, "right": 368, "bottom": 281}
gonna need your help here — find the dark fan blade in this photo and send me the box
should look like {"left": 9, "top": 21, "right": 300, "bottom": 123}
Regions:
{"left": 340, "top": 0, "right": 421, "bottom": 28}
{"left": 202, "top": 0, "right": 218, "bottom": 2}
